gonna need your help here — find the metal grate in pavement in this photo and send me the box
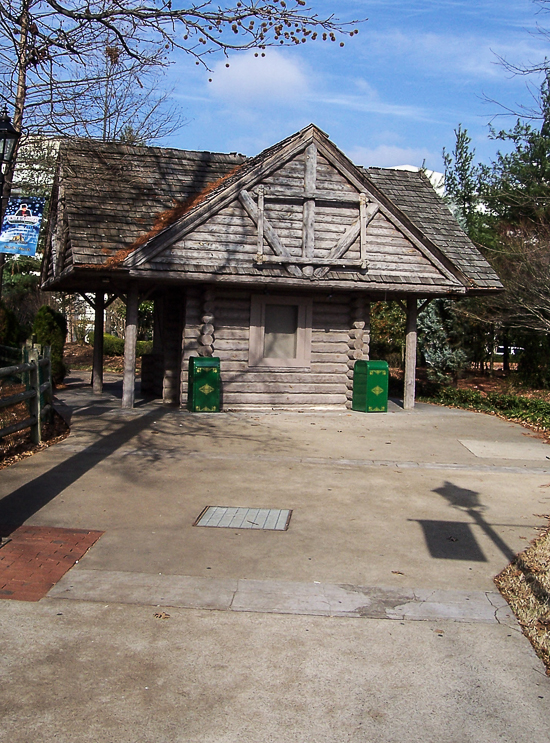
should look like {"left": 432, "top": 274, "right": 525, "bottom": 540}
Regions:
{"left": 194, "top": 507, "right": 292, "bottom": 531}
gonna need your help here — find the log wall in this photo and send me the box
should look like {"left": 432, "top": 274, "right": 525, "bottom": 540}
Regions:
{"left": 159, "top": 287, "right": 185, "bottom": 404}
{"left": 180, "top": 286, "right": 202, "bottom": 402}
{"left": 179, "top": 285, "right": 362, "bottom": 408}
{"left": 346, "top": 297, "right": 371, "bottom": 408}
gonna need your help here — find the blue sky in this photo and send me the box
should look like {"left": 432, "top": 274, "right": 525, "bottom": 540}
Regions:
{"left": 163, "top": 0, "right": 548, "bottom": 172}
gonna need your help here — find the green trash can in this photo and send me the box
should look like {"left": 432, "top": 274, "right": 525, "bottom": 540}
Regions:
{"left": 187, "top": 356, "right": 221, "bottom": 412}
{"left": 352, "top": 359, "right": 389, "bottom": 413}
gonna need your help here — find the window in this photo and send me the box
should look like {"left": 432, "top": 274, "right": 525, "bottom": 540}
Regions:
{"left": 249, "top": 295, "right": 312, "bottom": 367}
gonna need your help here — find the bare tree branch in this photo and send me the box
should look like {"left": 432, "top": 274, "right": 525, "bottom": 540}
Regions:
{"left": 0, "top": 1, "right": 363, "bottom": 135}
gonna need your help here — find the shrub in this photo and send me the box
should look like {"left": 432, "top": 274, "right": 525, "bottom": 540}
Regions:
{"left": 0, "top": 300, "right": 21, "bottom": 347}
{"left": 136, "top": 340, "right": 153, "bottom": 356}
{"left": 516, "top": 333, "right": 550, "bottom": 389}
{"left": 435, "top": 387, "right": 484, "bottom": 408}
{"left": 89, "top": 333, "right": 153, "bottom": 357}
{"left": 32, "top": 305, "right": 67, "bottom": 384}
{"left": 103, "top": 334, "right": 125, "bottom": 356}
{"left": 417, "top": 299, "right": 468, "bottom": 384}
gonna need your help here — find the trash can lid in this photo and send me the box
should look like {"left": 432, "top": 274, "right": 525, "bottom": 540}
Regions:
{"left": 365, "top": 360, "right": 389, "bottom": 370}
{"left": 189, "top": 356, "right": 220, "bottom": 369}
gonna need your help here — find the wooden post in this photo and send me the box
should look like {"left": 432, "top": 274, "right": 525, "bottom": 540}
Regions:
{"left": 28, "top": 349, "right": 42, "bottom": 444}
{"left": 302, "top": 143, "right": 317, "bottom": 260}
{"left": 122, "top": 285, "right": 139, "bottom": 409}
{"left": 256, "top": 185, "right": 265, "bottom": 262}
{"left": 92, "top": 291, "right": 105, "bottom": 394}
{"left": 404, "top": 297, "right": 417, "bottom": 410}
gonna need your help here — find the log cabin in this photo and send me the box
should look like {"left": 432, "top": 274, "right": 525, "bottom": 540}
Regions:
{"left": 41, "top": 124, "right": 502, "bottom": 410}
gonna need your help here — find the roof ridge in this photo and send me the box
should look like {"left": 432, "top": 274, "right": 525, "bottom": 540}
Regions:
{"left": 59, "top": 137, "right": 247, "bottom": 162}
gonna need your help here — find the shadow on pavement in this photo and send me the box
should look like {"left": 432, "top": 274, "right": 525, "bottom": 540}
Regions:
{"left": 430, "top": 480, "right": 550, "bottom": 605}
{"left": 432, "top": 481, "right": 516, "bottom": 562}
{"left": 415, "top": 519, "right": 487, "bottom": 561}
{"left": 0, "top": 406, "right": 171, "bottom": 533}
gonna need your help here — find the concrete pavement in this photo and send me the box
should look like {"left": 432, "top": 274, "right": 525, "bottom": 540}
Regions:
{"left": 1, "top": 374, "right": 550, "bottom": 742}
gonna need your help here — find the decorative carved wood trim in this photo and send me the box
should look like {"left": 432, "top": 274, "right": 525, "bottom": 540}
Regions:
{"left": 198, "top": 286, "right": 216, "bottom": 357}
{"left": 245, "top": 162, "right": 380, "bottom": 282}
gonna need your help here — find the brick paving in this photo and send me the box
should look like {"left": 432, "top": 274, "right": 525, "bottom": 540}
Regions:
{"left": 0, "top": 525, "right": 103, "bottom": 601}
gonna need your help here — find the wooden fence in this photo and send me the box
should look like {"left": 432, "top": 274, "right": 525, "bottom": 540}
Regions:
{"left": 0, "top": 346, "right": 53, "bottom": 444}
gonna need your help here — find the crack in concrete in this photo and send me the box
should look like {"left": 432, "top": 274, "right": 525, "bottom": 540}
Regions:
{"left": 48, "top": 570, "right": 509, "bottom": 623}
{"left": 54, "top": 443, "right": 550, "bottom": 474}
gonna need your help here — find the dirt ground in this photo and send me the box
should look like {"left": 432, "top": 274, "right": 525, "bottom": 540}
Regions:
{"left": 496, "top": 524, "right": 550, "bottom": 675}
{"left": 0, "top": 409, "right": 69, "bottom": 470}
{"left": 64, "top": 342, "right": 142, "bottom": 374}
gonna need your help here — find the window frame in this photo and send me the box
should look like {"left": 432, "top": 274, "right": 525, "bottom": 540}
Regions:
{"left": 249, "top": 295, "right": 312, "bottom": 368}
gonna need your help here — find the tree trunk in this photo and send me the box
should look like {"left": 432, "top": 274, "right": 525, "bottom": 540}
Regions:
{"left": 503, "top": 330, "right": 510, "bottom": 373}
{"left": 0, "top": 0, "right": 28, "bottom": 299}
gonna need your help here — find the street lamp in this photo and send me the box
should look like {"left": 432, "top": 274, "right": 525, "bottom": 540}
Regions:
{"left": 0, "top": 105, "right": 21, "bottom": 197}
{"left": 0, "top": 106, "right": 21, "bottom": 299}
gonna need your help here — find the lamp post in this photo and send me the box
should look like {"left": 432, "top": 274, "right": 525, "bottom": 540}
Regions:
{"left": 0, "top": 106, "right": 22, "bottom": 300}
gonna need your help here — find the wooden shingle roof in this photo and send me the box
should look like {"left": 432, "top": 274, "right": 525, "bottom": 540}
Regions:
{"left": 43, "top": 126, "right": 502, "bottom": 295}
{"left": 364, "top": 167, "right": 502, "bottom": 290}
{"left": 46, "top": 140, "right": 246, "bottom": 275}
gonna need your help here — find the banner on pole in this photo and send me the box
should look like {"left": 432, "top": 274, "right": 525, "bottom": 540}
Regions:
{"left": 0, "top": 196, "right": 46, "bottom": 256}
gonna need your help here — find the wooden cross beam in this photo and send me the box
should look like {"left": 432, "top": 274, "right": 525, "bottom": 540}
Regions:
{"left": 396, "top": 298, "right": 433, "bottom": 315}
{"left": 239, "top": 189, "right": 302, "bottom": 278}
{"left": 314, "top": 202, "right": 378, "bottom": 279}
{"left": 242, "top": 143, "right": 380, "bottom": 280}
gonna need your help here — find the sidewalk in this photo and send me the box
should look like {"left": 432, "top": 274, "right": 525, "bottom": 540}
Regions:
{"left": 1, "top": 374, "right": 549, "bottom": 742}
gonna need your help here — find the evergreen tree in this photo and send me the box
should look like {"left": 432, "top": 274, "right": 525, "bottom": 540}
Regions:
{"left": 441, "top": 126, "right": 502, "bottom": 372}
{"left": 0, "top": 299, "right": 22, "bottom": 347}
{"left": 443, "top": 125, "right": 483, "bottom": 240}
{"left": 417, "top": 300, "right": 469, "bottom": 385}
{"left": 480, "top": 76, "right": 550, "bottom": 227}
{"left": 32, "top": 305, "right": 67, "bottom": 384}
